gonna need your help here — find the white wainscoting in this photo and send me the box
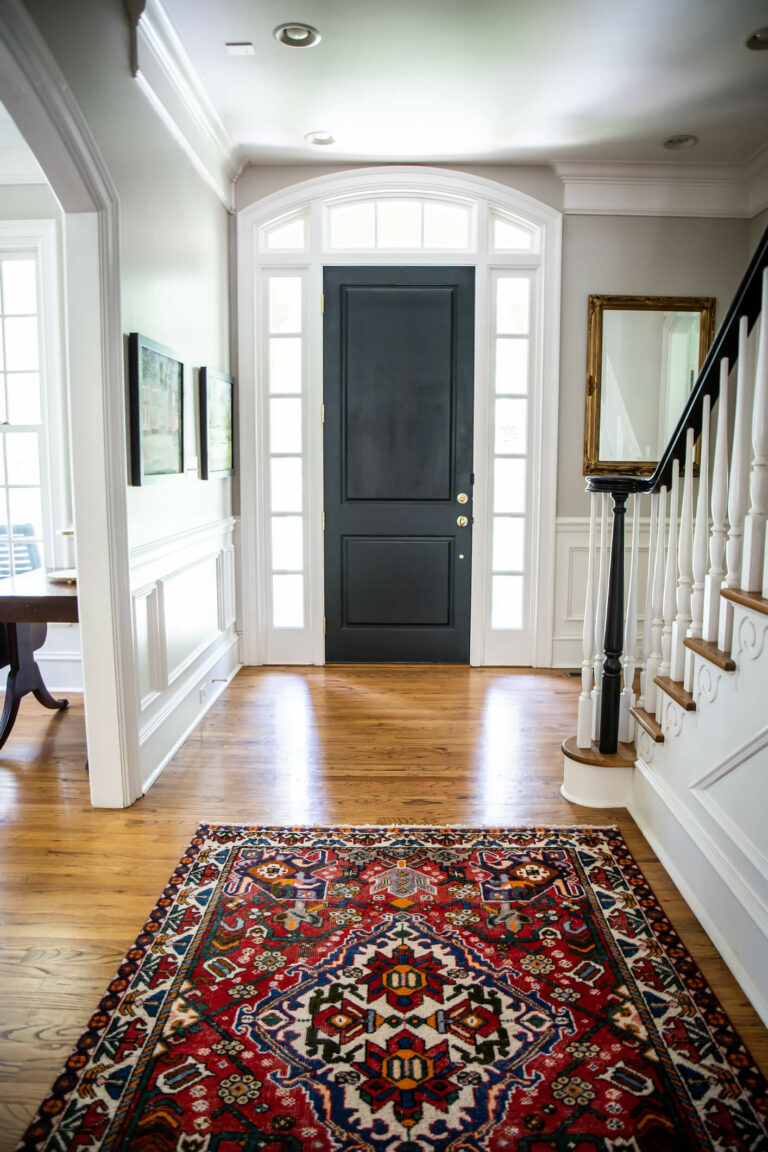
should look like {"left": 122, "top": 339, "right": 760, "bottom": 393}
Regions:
{"left": 130, "top": 517, "right": 241, "bottom": 793}
{"left": 552, "top": 515, "right": 651, "bottom": 667}
{"left": 37, "top": 623, "right": 82, "bottom": 691}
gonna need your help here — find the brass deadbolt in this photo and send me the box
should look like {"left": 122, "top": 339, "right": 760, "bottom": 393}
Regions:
{"left": 457, "top": 492, "right": 469, "bottom": 504}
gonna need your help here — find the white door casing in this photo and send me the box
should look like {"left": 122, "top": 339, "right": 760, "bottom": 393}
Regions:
{"left": 238, "top": 167, "right": 562, "bottom": 667}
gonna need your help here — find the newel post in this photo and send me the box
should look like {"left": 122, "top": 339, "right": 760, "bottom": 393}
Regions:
{"left": 599, "top": 489, "right": 628, "bottom": 755}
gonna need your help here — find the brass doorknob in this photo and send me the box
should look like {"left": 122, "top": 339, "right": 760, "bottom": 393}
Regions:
{"left": 457, "top": 515, "right": 469, "bottom": 527}
{"left": 457, "top": 492, "right": 469, "bottom": 504}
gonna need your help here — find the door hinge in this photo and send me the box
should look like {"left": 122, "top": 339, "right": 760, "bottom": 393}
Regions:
{"left": 321, "top": 293, "right": 325, "bottom": 314}
{"left": 322, "top": 511, "right": 325, "bottom": 530}
{"left": 470, "top": 473, "right": 475, "bottom": 486}
{"left": 321, "top": 404, "right": 325, "bottom": 423}
{"left": 322, "top": 616, "right": 327, "bottom": 635}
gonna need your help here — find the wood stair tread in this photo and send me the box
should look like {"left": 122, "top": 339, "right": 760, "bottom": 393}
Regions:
{"left": 630, "top": 706, "right": 664, "bottom": 742}
{"left": 682, "top": 636, "right": 736, "bottom": 671}
{"left": 562, "top": 735, "right": 636, "bottom": 767}
{"left": 721, "top": 587, "right": 768, "bottom": 617}
{"left": 653, "top": 676, "right": 696, "bottom": 711}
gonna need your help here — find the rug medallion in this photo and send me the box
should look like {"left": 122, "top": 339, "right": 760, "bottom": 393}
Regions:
{"left": 19, "top": 825, "right": 768, "bottom": 1151}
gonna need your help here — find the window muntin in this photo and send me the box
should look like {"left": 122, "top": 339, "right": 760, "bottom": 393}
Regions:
{"left": 0, "top": 254, "right": 46, "bottom": 578}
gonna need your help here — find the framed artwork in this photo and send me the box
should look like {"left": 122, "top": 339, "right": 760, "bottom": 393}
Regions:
{"left": 128, "top": 332, "right": 185, "bottom": 485}
{"left": 200, "top": 367, "right": 235, "bottom": 479}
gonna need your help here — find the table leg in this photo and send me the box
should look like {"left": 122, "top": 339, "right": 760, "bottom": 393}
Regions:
{"left": 0, "top": 622, "right": 69, "bottom": 751}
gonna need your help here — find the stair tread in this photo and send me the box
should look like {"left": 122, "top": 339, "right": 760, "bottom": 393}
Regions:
{"left": 562, "top": 735, "right": 637, "bottom": 767}
{"left": 653, "top": 675, "right": 696, "bottom": 711}
{"left": 682, "top": 636, "right": 736, "bottom": 671}
{"left": 630, "top": 706, "right": 664, "bottom": 742}
{"left": 721, "top": 587, "right": 768, "bottom": 617}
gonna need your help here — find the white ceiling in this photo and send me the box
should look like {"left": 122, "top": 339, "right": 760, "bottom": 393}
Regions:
{"left": 162, "top": 0, "right": 768, "bottom": 168}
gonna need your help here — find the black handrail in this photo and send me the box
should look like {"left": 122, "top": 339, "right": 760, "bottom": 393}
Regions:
{"left": 587, "top": 225, "right": 768, "bottom": 496}
{"left": 582, "top": 225, "right": 768, "bottom": 753}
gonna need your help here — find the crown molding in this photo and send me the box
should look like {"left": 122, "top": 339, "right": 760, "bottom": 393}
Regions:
{"left": 134, "top": 0, "right": 241, "bottom": 212}
{"left": 553, "top": 160, "right": 765, "bottom": 219}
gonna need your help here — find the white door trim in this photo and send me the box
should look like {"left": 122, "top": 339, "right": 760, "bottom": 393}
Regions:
{"left": 0, "top": 1, "right": 141, "bottom": 806}
{"left": 237, "top": 166, "right": 561, "bottom": 667}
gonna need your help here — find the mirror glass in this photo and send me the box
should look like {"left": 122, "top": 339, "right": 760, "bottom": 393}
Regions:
{"left": 584, "top": 296, "right": 715, "bottom": 476}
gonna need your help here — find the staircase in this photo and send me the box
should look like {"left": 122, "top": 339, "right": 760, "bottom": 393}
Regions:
{"left": 562, "top": 228, "right": 768, "bottom": 1026}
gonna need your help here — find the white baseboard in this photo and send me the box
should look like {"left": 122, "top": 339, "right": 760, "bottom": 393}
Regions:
{"left": 629, "top": 761, "right": 768, "bottom": 1028}
{"left": 139, "top": 633, "right": 241, "bottom": 793}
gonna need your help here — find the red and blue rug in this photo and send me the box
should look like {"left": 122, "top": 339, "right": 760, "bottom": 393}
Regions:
{"left": 20, "top": 825, "right": 768, "bottom": 1150}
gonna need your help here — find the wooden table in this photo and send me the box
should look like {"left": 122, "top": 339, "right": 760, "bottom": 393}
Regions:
{"left": 0, "top": 569, "right": 78, "bottom": 749}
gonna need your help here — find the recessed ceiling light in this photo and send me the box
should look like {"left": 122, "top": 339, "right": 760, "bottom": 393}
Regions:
{"left": 663, "top": 134, "right": 699, "bottom": 150}
{"left": 274, "top": 23, "right": 321, "bottom": 48}
{"left": 305, "top": 131, "right": 335, "bottom": 146}
{"left": 225, "top": 42, "right": 256, "bottom": 55}
{"left": 745, "top": 26, "right": 768, "bottom": 50}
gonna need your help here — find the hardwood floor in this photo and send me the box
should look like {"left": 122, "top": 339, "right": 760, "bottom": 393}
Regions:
{"left": 1, "top": 664, "right": 766, "bottom": 1145}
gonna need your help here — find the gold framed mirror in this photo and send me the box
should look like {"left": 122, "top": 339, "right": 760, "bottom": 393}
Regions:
{"left": 583, "top": 295, "right": 716, "bottom": 476}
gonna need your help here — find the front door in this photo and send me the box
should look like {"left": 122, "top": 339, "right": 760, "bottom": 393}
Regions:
{"left": 323, "top": 266, "right": 475, "bottom": 662}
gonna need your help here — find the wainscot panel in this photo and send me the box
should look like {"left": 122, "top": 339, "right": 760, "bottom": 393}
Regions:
{"left": 130, "top": 518, "right": 241, "bottom": 792}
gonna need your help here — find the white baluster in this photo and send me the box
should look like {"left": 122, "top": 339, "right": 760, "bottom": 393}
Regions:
{"left": 671, "top": 430, "right": 695, "bottom": 683}
{"left": 645, "top": 486, "right": 666, "bottom": 716}
{"left": 619, "top": 493, "right": 640, "bottom": 741}
{"left": 701, "top": 364, "right": 728, "bottom": 643}
{"left": 639, "top": 492, "right": 658, "bottom": 710}
{"left": 591, "top": 493, "right": 609, "bottom": 740}
{"left": 687, "top": 395, "right": 711, "bottom": 691}
{"left": 720, "top": 320, "right": 751, "bottom": 649}
{"left": 657, "top": 461, "right": 679, "bottom": 723}
{"left": 577, "top": 493, "right": 597, "bottom": 748}
{"left": 742, "top": 269, "right": 768, "bottom": 592}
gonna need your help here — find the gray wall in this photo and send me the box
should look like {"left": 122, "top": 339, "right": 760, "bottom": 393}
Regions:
{"left": 751, "top": 206, "right": 768, "bottom": 253}
{"left": 23, "top": 0, "right": 232, "bottom": 549}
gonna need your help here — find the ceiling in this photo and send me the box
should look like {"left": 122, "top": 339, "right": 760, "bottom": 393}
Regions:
{"left": 161, "top": 0, "right": 768, "bottom": 168}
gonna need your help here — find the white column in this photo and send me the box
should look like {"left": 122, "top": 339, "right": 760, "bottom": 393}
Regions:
{"left": 645, "top": 485, "right": 666, "bottom": 716}
{"left": 591, "top": 493, "right": 609, "bottom": 740}
{"left": 657, "top": 461, "right": 679, "bottom": 722}
{"left": 687, "top": 397, "right": 711, "bottom": 691}
{"left": 671, "top": 430, "right": 695, "bottom": 683}
{"left": 638, "top": 492, "right": 658, "bottom": 709}
{"left": 720, "top": 320, "right": 751, "bottom": 649}
{"left": 619, "top": 493, "right": 640, "bottom": 741}
{"left": 742, "top": 269, "right": 768, "bottom": 592}
{"left": 577, "top": 493, "right": 597, "bottom": 748}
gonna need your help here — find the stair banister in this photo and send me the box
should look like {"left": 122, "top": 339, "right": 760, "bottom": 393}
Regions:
{"left": 720, "top": 319, "right": 750, "bottom": 650}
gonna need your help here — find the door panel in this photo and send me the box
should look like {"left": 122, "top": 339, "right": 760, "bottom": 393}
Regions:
{"left": 324, "top": 266, "right": 475, "bottom": 662}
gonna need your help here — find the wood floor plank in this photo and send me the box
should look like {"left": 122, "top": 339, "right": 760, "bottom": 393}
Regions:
{"left": 0, "top": 664, "right": 766, "bottom": 1148}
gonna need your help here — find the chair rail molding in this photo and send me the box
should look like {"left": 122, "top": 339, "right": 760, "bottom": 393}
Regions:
{"left": 0, "top": 0, "right": 141, "bottom": 807}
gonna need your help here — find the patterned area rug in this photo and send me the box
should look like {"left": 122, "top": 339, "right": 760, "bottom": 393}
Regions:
{"left": 20, "top": 825, "right": 768, "bottom": 1151}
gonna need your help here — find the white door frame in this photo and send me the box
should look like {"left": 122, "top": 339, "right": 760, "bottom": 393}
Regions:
{"left": 238, "top": 166, "right": 562, "bottom": 667}
{"left": 0, "top": 1, "right": 141, "bottom": 806}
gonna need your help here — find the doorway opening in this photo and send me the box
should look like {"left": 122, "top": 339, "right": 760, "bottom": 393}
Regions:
{"left": 237, "top": 168, "right": 561, "bottom": 667}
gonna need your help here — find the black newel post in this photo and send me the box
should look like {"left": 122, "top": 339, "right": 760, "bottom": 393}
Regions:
{"left": 599, "top": 490, "right": 627, "bottom": 754}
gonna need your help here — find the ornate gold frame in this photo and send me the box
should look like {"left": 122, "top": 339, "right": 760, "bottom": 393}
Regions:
{"left": 583, "top": 295, "right": 716, "bottom": 476}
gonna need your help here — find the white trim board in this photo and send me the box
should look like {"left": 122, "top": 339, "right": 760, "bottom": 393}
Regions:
{"left": 237, "top": 167, "right": 562, "bottom": 668}
{"left": 554, "top": 160, "right": 768, "bottom": 219}
{"left": 134, "top": 0, "right": 241, "bottom": 211}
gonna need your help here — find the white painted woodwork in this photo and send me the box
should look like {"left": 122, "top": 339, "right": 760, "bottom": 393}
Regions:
{"left": 619, "top": 494, "right": 640, "bottom": 742}
{"left": 645, "top": 486, "right": 666, "bottom": 716}
{"left": 591, "top": 493, "right": 610, "bottom": 739}
{"left": 130, "top": 518, "right": 241, "bottom": 791}
{"left": 671, "top": 430, "right": 695, "bottom": 684}
{"left": 742, "top": 270, "right": 768, "bottom": 593}
{"left": 577, "top": 493, "right": 597, "bottom": 748}
{"left": 237, "top": 168, "right": 562, "bottom": 669}
{"left": 639, "top": 492, "right": 657, "bottom": 710}
{"left": 720, "top": 319, "right": 751, "bottom": 651}
{"left": 700, "top": 366, "right": 727, "bottom": 644}
{"left": 657, "top": 461, "right": 679, "bottom": 721}
{"left": 687, "top": 395, "right": 711, "bottom": 691}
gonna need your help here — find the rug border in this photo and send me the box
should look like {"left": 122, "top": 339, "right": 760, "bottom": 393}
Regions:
{"left": 17, "top": 822, "right": 768, "bottom": 1150}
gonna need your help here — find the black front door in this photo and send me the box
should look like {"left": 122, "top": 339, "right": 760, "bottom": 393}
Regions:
{"left": 323, "top": 266, "right": 475, "bottom": 662}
